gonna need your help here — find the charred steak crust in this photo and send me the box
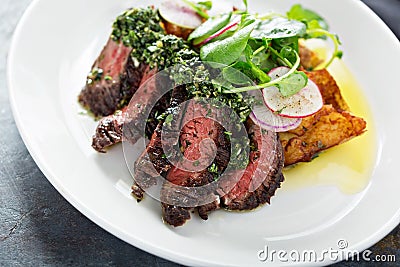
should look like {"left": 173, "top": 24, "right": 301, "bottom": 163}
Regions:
{"left": 161, "top": 169, "right": 216, "bottom": 227}
{"left": 145, "top": 91, "right": 171, "bottom": 139}
{"left": 120, "top": 60, "right": 148, "bottom": 108}
{"left": 91, "top": 90, "right": 171, "bottom": 153}
{"left": 161, "top": 203, "right": 191, "bottom": 227}
{"left": 145, "top": 85, "right": 188, "bottom": 175}
{"left": 79, "top": 7, "right": 164, "bottom": 117}
{"left": 197, "top": 199, "right": 220, "bottom": 220}
{"left": 92, "top": 107, "right": 126, "bottom": 153}
{"left": 132, "top": 85, "right": 188, "bottom": 200}
{"left": 160, "top": 102, "right": 232, "bottom": 226}
{"left": 161, "top": 166, "right": 220, "bottom": 226}
{"left": 91, "top": 66, "right": 164, "bottom": 152}
{"left": 220, "top": 120, "right": 285, "bottom": 211}
{"left": 222, "top": 172, "right": 285, "bottom": 211}
{"left": 135, "top": 98, "right": 285, "bottom": 226}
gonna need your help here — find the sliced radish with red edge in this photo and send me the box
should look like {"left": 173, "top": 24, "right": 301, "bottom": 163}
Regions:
{"left": 250, "top": 105, "right": 302, "bottom": 132}
{"left": 263, "top": 67, "right": 323, "bottom": 118}
{"left": 159, "top": 0, "right": 203, "bottom": 29}
{"left": 198, "top": 21, "right": 239, "bottom": 46}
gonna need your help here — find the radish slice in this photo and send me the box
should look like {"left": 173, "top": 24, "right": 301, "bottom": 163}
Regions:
{"left": 208, "top": 1, "right": 234, "bottom": 17}
{"left": 250, "top": 105, "right": 302, "bottom": 132}
{"left": 159, "top": 0, "right": 203, "bottom": 29}
{"left": 268, "top": 66, "right": 292, "bottom": 80}
{"left": 263, "top": 67, "right": 323, "bottom": 118}
{"left": 198, "top": 21, "right": 239, "bottom": 46}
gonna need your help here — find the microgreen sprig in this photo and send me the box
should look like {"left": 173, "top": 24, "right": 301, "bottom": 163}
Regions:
{"left": 268, "top": 46, "right": 293, "bottom": 68}
{"left": 307, "top": 28, "right": 342, "bottom": 70}
{"left": 222, "top": 50, "right": 302, "bottom": 94}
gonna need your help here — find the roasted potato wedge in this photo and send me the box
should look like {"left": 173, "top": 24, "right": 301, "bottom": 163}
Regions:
{"left": 305, "top": 69, "right": 350, "bottom": 111}
{"left": 279, "top": 105, "right": 366, "bottom": 166}
{"left": 279, "top": 68, "right": 366, "bottom": 166}
{"left": 299, "top": 44, "right": 323, "bottom": 70}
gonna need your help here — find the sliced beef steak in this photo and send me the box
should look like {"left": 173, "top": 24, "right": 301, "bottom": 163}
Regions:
{"left": 132, "top": 85, "right": 188, "bottom": 200}
{"left": 91, "top": 66, "right": 164, "bottom": 152}
{"left": 78, "top": 38, "right": 147, "bottom": 117}
{"left": 220, "top": 120, "right": 284, "bottom": 210}
{"left": 91, "top": 107, "right": 127, "bottom": 153}
{"left": 161, "top": 169, "right": 216, "bottom": 227}
{"left": 160, "top": 101, "right": 231, "bottom": 226}
{"left": 132, "top": 94, "right": 285, "bottom": 226}
{"left": 161, "top": 114, "right": 285, "bottom": 226}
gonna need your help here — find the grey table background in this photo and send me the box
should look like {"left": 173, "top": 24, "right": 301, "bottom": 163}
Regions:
{"left": 0, "top": 0, "right": 399, "bottom": 266}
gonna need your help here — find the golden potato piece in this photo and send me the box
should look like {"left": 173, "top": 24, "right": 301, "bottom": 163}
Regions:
{"left": 299, "top": 46, "right": 349, "bottom": 110}
{"left": 279, "top": 105, "right": 366, "bottom": 166}
{"left": 305, "top": 69, "right": 350, "bottom": 111}
{"left": 280, "top": 61, "right": 365, "bottom": 166}
{"left": 299, "top": 44, "right": 323, "bottom": 70}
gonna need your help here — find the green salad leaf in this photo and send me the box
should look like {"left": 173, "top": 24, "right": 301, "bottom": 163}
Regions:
{"left": 188, "top": 13, "right": 232, "bottom": 44}
{"left": 200, "top": 20, "right": 256, "bottom": 66}
{"left": 287, "top": 4, "right": 329, "bottom": 30}
{"left": 242, "top": 45, "right": 271, "bottom": 83}
{"left": 189, "top": 2, "right": 341, "bottom": 98}
{"left": 243, "top": 0, "right": 248, "bottom": 11}
{"left": 276, "top": 71, "right": 308, "bottom": 97}
{"left": 223, "top": 49, "right": 306, "bottom": 97}
{"left": 222, "top": 65, "right": 252, "bottom": 85}
{"left": 198, "top": 1, "right": 212, "bottom": 10}
{"left": 251, "top": 17, "right": 307, "bottom": 39}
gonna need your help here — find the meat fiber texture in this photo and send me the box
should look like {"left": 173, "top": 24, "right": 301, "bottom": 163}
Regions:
{"left": 160, "top": 99, "right": 231, "bottom": 226}
{"left": 219, "top": 120, "right": 285, "bottom": 211}
{"left": 91, "top": 66, "right": 173, "bottom": 152}
{"left": 132, "top": 94, "right": 285, "bottom": 227}
{"left": 78, "top": 38, "right": 148, "bottom": 118}
{"left": 132, "top": 85, "right": 188, "bottom": 201}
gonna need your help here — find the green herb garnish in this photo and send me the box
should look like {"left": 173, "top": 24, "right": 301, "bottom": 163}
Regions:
{"left": 187, "top": 1, "right": 342, "bottom": 97}
{"left": 200, "top": 19, "right": 256, "bottom": 66}
{"left": 208, "top": 163, "right": 218, "bottom": 174}
{"left": 287, "top": 4, "right": 342, "bottom": 69}
{"left": 111, "top": 7, "right": 164, "bottom": 65}
{"left": 251, "top": 17, "right": 306, "bottom": 40}
{"left": 164, "top": 114, "right": 174, "bottom": 126}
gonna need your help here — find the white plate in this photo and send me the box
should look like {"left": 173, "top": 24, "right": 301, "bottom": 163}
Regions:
{"left": 8, "top": 0, "right": 400, "bottom": 266}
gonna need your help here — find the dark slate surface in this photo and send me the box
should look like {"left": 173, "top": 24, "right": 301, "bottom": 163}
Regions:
{"left": 0, "top": 0, "right": 399, "bottom": 266}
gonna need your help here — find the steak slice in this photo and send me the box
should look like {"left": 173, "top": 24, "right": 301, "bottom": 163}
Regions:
{"left": 133, "top": 94, "right": 285, "bottom": 225}
{"left": 132, "top": 85, "right": 188, "bottom": 200}
{"left": 161, "top": 168, "right": 216, "bottom": 227}
{"left": 220, "top": 120, "right": 285, "bottom": 210}
{"left": 161, "top": 116, "right": 285, "bottom": 226}
{"left": 91, "top": 66, "right": 163, "bottom": 152}
{"left": 91, "top": 106, "right": 127, "bottom": 153}
{"left": 78, "top": 38, "right": 147, "bottom": 117}
{"left": 160, "top": 101, "right": 231, "bottom": 226}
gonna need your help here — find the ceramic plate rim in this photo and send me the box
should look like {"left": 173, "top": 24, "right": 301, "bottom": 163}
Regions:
{"left": 7, "top": 0, "right": 400, "bottom": 266}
